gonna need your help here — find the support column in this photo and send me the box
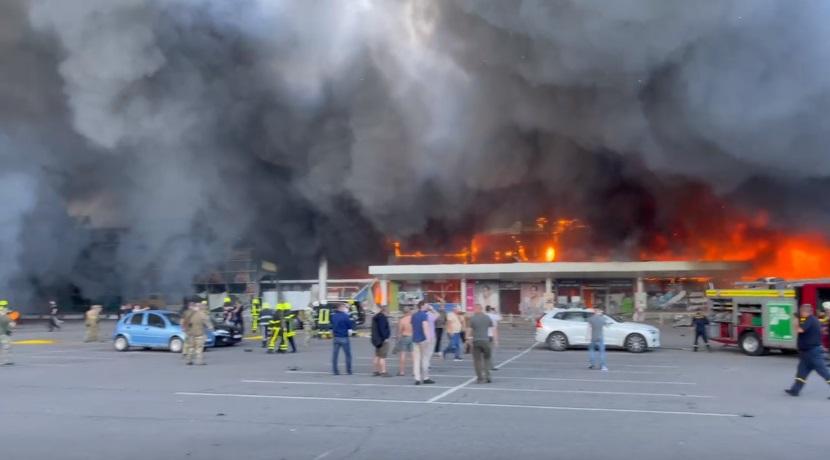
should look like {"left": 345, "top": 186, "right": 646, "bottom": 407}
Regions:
{"left": 544, "top": 277, "right": 554, "bottom": 310}
{"left": 318, "top": 257, "right": 328, "bottom": 305}
{"left": 634, "top": 277, "right": 646, "bottom": 322}
{"left": 380, "top": 279, "right": 388, "bottom": 307}
{"left": 460, "top": 278, "right": 467, "bottom": 311}
{"left": 545, "top": 278, "right": 553, "bottom": 294}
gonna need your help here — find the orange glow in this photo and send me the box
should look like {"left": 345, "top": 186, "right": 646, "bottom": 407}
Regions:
{"left": 545, "top": 246, "right": 556, "bottom": 262}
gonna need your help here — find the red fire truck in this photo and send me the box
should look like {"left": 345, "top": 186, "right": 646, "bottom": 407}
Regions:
{"left": 705, "top": 279, "right": 830, "bottom": 356}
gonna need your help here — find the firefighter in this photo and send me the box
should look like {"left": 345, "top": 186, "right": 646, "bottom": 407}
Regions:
{"left": 785, "top": 304, "right": 830, "bottom": 397}
{"left": 261, "top": 302, "right": 275, "bottom": 349}
{"left": 251, "top": 298, "right": 261, "bottom": 332}
{"left": 692, "top": 310, "right": 711, "bottom": 352}
{"left": 314, "top": 302, "right": 333, "bottom": 339}
{"left": 266, "top": 311, "right": 281, "bottom": 354}
{"left": 276, "top": 303, "right": 297, "bottom": 353}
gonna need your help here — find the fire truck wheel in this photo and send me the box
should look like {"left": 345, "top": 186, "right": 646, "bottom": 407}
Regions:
{"left": 624, "top": 333, "right": 647, "bottom": 353}
{"left": 547, "top": 332, "right": 569, "bottom": 351}
{"left": 739, "top": 331, "right": 765, "bottom": 356}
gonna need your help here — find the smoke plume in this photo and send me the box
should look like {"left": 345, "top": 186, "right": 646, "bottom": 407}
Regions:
{"left": 2, "top": 0, "right": 829, "bottom": 309}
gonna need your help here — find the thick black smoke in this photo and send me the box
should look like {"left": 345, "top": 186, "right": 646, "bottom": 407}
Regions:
{"left": 2, "top": 0, "right": 829, "bottom": 310}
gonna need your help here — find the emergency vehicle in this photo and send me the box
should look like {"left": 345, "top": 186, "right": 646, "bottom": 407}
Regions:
{"left": 705, "top": 280, "right": 830, "bottom": 356}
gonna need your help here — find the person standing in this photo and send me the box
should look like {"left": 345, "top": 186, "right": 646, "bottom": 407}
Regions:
{"left": 785, "top": 304, "right": 830, "bottom": 397}
{"left": 0, "top": 301, "right": 15, "bottom": 366}
{"left": 84, "top": 305, "right": 103, "bottom": 343}
{"left": 587, "top": 307, "right": 608, "bottom": 371}
{"left": 183, "top": 302, "right": 213, "bottom": 365}
{"left": 692, "top": 310, "right": 711, "bottom": 352}
{"left": 371, "top": 305, "right": 391, "bottom": 376}
{"left": 395, "top": 307, "right": 414, "bottom": 376}
{"left": 486, "top": 306, "right": 501, "bottom": 348}
{"left": 411, "top": 301, "right": 435, "bottom": 385}
{"left": 467, "top": 304, "right": 493, "bottom": 383}
{"left": 442, "top": 307, "right": 463, "bottom": 361}
{"left": 433, "top": 304, "right": 446, "bottom": 357}
{"left": 48, "top": 301, "right": 61, "bottom": 332}
{"left": 331, "top": 304, "right": 354, "bottom": 375}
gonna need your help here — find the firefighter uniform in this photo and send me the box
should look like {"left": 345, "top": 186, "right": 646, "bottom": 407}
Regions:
{"left": 267, "top": 303, "right": 297, "bottom": 353}
{"left": 260, "top": 303, "right": 275, "bottom": 348}
{"left": 314, "top": 303, "right": 333, "bottom": 339}
{"left": 691, "top": 311, "right": 711, "bottom": 352}
{"left": 251, "top": 298, "right": 261, "bottom": 332}
{"left": 786, "top": 312, "right": 830, "bottom": 396}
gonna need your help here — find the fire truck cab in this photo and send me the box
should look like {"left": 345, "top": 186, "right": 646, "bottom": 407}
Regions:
{"left": 705, "top": 281, "right": 830, "bottom": 356}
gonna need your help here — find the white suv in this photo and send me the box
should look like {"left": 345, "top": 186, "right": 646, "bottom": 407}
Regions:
{"left": 535, "top": 309, "right": 660, "bottom": 353}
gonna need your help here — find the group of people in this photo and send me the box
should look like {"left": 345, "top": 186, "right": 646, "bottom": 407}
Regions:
{"left": 343, "top": 302, "right": 502, "bottom": 384}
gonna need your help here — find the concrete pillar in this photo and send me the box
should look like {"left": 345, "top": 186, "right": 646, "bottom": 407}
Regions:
{"left": 318, "top": 257, "right": 328, "bottom": 305}
{"left": 380, "top": 279, "right": 388, "bottom": 306}
{"left": 460, "top": 278, "right": 467, "bottom": 311}
{"left": 634, "top": 277, "right": 646, "bottom": 322}
{"left": 545, "top": 278, "right": 553, "bottom": 294}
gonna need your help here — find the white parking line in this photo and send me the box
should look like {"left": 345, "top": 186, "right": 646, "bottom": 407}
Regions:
{"left": 285, "top": 370, "right": 695, "bottom": 385}
{"left": 176, "top": 392, "right": 736, "bottom": 417}
{"left": 242, "top": 379, "right": 713, "bottom": 398}
{"left": 428, "top": 343, "right": 537, "bottom": 403}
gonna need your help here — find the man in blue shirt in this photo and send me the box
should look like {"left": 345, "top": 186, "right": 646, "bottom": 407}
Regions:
{"left": 786, "top": 304, "right": 830, "bottom": 397}
{"left": 331, "top": 304, "right": 355, "bottom": 375}
{"left": 411, "top": 301, "right": 435, "bottom": 385}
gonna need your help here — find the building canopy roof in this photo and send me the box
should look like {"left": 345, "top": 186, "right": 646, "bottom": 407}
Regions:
{"left": 369, "top": 261, "right": 744, "bottom": 281}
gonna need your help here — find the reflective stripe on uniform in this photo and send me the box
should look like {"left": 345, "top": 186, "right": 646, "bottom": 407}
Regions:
{"left": 795, "top": 377, "right": 807, "bottom": 383}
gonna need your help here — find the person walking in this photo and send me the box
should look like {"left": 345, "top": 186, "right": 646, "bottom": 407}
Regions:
{"left": 395, "top": 307, "right": 414, "bottom": 376}
{"left": 433, "top": 304, "right": 446, "bottom": 357}
{"left": 84, "top": 305, "right": 103, "bottom": 343}
{"left": 411, "top": 301, "right": 435, "bottom": 385}
{"left": 785, "top": 304, "right": 830, "bottom": 397}
{"left": 587, "top": 307, "right": 608, "bottom": 371}
{"left": 692, "top": 310, "right": 711, "bottom": 352}
{"left": 467, "top": 304, "right": 493, "bottom": 383}
{"left": 183, "top": 302, "right": 213, "bottom": 365}
{"left": 442, "top": 307, "right": 463, "bottom": 361}
{"left": 0, "top": 301, "right": 15, "bottom": 366}
{"left": 458, "top": 310, "right": 470, "bottom": 354}
{"left": 371, "top": 305, "right": 391, "bottom": 376}
{"left": 48, "top": 301, "right": 62, "bottom": 332}
{"left": 331, "top": 304, "right": 354, "bottom": 375}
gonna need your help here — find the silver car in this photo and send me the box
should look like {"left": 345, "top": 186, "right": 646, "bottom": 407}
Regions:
{"left": 535, "top": 309, "right": 660, "bottom": 353}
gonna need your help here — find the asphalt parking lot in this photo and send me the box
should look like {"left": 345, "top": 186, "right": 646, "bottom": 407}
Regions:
{"left": 3, "top": 320, "right": 829, "bottom": 460}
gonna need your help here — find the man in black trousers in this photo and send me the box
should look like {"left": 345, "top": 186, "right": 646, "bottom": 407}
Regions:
{"left": 785, "top": 304, "right": 830, "bottom": 398}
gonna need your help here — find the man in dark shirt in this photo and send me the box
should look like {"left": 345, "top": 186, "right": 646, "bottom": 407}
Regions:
{"left": 785, "top": 304, "right": 830, "bottom": 397}
{"left": 692, "top": 310, "right": 711, "bottom": 352}
{"left": 331, "top": 304, "right": 355, "bottom": 375}
{"left": 371, "top": 305, "right": 391, "bottom": 376}
{"left": 411, "top": 301, "right": 435, "bottom": 385}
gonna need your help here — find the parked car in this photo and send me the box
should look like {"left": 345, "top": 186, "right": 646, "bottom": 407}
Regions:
{"left": 535, "top": 308, "right": 660, "bottom": 353}
{"left": 112, "top": 310, "right": 242, "bottom": 352}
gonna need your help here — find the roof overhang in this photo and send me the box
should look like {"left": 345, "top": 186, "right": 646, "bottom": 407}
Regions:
{"left": 369, "top": 261, "right": 745, "bottom": 282}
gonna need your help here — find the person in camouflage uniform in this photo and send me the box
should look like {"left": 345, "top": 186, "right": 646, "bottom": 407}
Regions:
{"left": 84, "top": 305, "right": 103, "bottom": 342}
{"left": 183, "top": 303, "right": 213, "bottom": 365}
{"left": 0, "top": 301, "right": 15, "bottom": 366}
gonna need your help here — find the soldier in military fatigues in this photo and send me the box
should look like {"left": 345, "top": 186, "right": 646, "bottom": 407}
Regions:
{"left": 0, "top": 301, "right": 15, "bottom": 366}
{"left": 84, "top": 305, "right": 103, "bottom": 342}
{"left": 183, "top": 303, "right": 213, "bottom": 365}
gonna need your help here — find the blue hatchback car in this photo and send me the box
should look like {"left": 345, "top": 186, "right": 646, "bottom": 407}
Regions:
{"left": 112, "top": 310, "right": 216, "bottom": 352}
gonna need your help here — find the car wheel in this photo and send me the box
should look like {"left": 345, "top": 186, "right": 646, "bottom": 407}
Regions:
{"left": 169, "top": 337, "right": 184, "bottom": 353}
{"left": 547, "top": 332, "right": 569, "bottom": 351}
{"left": 113, "top": 335, "right": 129, "bottom": 352}
{"left": 739, "top": 331, "right": 764, "bottom": 356}
{"left": 625, "top": 333, "right": 647, "bottom": 353}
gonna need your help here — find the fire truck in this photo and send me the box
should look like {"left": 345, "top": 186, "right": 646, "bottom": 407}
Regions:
{"left": 705, "top": 279, "right": 830, "bottom": 356}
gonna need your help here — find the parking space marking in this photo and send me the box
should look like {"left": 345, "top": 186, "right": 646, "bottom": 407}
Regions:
{"left": 176, "top": 392, "right": 737, "bottom": 417}
{"left": 242, "top": 379, "right": 713, "bottom": 398}
{"left": 284, "top": 370, "right": 694, "bottom": 385}
{"left": 427, "top": 343, "right": 538, "bottom": 403}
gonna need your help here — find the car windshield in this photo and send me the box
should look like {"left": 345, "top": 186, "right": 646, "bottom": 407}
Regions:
{"left": 609, "top": 314, "right": 624, "bottom": 323}
{"left": 167, "top": 314, "right": 181, "bottom": 326}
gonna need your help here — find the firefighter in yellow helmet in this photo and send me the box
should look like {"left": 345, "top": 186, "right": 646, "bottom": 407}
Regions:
{"left": 251, "top": 298, "right": 261, "bottom": 331}
{"left": 0, "top": 301, "right": 15, "bottom": 366}
{"left": 267, "top": 303, "right": 297, "bottom": 353}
